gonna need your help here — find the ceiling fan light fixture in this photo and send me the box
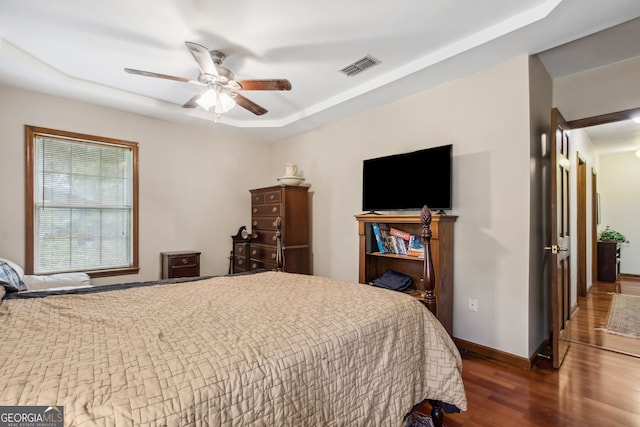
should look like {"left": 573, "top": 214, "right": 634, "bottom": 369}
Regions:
{"left": 197, "top": 86, "right": 236, "bottom": 114}
{"left": 196, "top": 88, "right": 217, "bottom": 111}
{"left": 216, "top": 91, "right": 236, "bottom": 114}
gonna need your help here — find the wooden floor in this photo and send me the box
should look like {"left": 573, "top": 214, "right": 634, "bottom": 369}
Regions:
{"left": 569, "top": 277, "right": 640, "bottom": 357}
{"left": 439, "top": 277, "right": 640, "bottom": 426}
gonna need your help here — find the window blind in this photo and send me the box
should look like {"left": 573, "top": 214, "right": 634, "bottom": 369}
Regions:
{"left": 34, "top": 135, "right": 133, "bottom": 273}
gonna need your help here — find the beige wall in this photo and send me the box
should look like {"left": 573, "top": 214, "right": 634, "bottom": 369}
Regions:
{"left": 553, "top": 56, "right": 640, "bottom": 120}
{"left": 599, "top": 151, "right": 640, "bottom": 275}
{"left": 527, "top": 56, "right": 552, "bottom": 355}
{"left": 272, "top": 55, "right": 535, "bottom": 357}
{"left": 0, "top": 85, "right": 272, "bottom": 285}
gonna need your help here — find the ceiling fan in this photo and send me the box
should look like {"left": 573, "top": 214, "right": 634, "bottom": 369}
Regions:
{"left": 124, "top": 41, "right": 291, "bottom": 117}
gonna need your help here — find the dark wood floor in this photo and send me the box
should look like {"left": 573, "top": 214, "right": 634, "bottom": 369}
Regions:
{"left": 440, "top": 277, "right": 640, "bottom": 426}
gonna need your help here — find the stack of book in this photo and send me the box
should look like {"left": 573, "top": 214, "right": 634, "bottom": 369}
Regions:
{"left": 370, "top": 223, "right": 424, "bottom": 257}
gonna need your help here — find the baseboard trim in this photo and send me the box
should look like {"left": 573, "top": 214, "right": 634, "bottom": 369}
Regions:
{"left": 453, "top": 337, "right": 533, "bottom": 370}
{"left": 620, "top": 273, "right": 640, "bottom": 281}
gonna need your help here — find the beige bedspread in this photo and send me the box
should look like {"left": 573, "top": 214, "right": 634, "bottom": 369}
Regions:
{"left": 0, "top": 271, "right": 466, "bottom": 426}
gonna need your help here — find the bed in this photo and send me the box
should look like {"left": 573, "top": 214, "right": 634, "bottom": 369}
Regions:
{"left": 0, "top": 208, "right": 466, "bottom": 426}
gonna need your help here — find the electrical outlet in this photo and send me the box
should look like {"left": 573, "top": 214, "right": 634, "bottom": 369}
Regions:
{"left": 468, "top": 297, "right": 478, "bottom": 312}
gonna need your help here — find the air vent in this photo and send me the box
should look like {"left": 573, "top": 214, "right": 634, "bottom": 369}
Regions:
{"left": 340, "top": 55, "right": 380, "bottom": 77}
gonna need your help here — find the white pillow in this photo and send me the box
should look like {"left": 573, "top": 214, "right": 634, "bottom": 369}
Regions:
{"left": 22, "top": 272, "right": 91, "bottom": 291}
{"left": 0, "top": 257, "right": 24, "bottom": 280}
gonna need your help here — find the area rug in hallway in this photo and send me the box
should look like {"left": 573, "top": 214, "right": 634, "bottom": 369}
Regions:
{"left": 603, "top": 293, "right": 640, "bottom": 338}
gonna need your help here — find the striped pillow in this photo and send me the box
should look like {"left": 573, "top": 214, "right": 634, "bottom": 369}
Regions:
{"left": 0, "top": 260, "right": 26, "bottom": 293}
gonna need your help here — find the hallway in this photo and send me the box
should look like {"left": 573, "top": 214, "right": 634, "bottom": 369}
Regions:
{"left": 570, "top": 276, "right": 640, "bottom": 358}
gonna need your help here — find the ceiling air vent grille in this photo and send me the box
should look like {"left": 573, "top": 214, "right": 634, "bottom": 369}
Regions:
{"left": 340, "top": 55, "right": 380, "bottom": 76}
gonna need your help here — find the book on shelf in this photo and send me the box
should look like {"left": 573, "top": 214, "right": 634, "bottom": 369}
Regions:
{"left": 395, "top": 236, "right": 408, "bottom": 255}
{"left": 407, "top": 235, "right": 424, "bottom": 257}
{"left": 407, "top": 248, "right": 424, "bottom": 258}
{"left": 370, "top": 222, "right": 386, "bottom": 254}
{"left": 378, "top": 224, "right": 396, "bottom": 254}
{"left": 389, "top": 227, "right": 411, "bottom": 241}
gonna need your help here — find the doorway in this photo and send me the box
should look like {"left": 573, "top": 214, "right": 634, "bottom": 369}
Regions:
{"left": 561, "top": 106, "right": 640, "bottom": 359}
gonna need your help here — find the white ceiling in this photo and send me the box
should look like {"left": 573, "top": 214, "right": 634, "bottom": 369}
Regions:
{"left": 1, "top": 0, "right": 640, "bottom": 142}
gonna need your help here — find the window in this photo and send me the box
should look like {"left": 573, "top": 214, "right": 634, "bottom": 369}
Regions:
{"left": 25, "top": 126, "right": 139, "bottom": 277}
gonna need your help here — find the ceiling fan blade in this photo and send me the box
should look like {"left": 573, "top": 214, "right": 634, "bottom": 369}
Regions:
{"left": 238, "top": 79, "right": 292, "bottom": 91}
{"left": 184, "top": 41, "right": 218, "bottom": 77}
{"left": 124, "top": 68, "right": 190, "bottom": 83}
{"left": 234, "top": 94, "right": 268, "bottom": 116}
{"left": 182, "top": 94, "right": 201, "bottom": 109}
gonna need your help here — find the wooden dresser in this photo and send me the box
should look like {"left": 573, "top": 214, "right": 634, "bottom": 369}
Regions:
{"left": 248, "top": 185, "right": 310, "bottom": 274}
{"left": 597, "top": 241, "right": 620, "bottom": 283}
{"left": 161, "top": 251, "right": 201, "bottom": 279}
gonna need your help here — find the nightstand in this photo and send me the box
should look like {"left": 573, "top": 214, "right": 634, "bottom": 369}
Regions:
{"left": 161, "top": 251, "right": 201, "bottom": 279}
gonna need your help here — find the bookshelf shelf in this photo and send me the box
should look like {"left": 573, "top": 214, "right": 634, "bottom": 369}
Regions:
{"left": 367, "top": 252, "right": 424, "bottom": 261}
{"left": 355, "top": 212, "right": 457, "bottom": 335}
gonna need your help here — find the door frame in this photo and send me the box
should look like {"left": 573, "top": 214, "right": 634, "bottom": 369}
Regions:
{"left": 576, "top": 153, "right": 587, "bottom": 298}
{"left": 548, "top": 106, "right": 640, "bottom": 367}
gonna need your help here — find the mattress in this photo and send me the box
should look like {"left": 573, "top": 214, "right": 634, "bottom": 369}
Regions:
{"left": 0, "top": 271, "right": 466, "bottom": 426}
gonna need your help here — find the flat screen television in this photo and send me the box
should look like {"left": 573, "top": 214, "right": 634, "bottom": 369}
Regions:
{"left": 362, "top": 144, "right": 452, "bottom": 212}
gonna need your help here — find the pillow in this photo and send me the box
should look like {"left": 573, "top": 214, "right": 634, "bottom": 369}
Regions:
{"left": 0, "top": 257, "right": 24, "bottom": 280}
{"left": 22, "top": 272, "right": 91, "bottom": 291}
{"left": 0, "top": 260, "right": 26, "bottom": 293}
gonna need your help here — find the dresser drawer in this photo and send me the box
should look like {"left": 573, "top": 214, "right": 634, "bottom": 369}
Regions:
{"left": 250, "top": 244, "right": 278, "bottom": 262}
{"left": 249, "top": 258, "right": 277, "bottom": 271}
{"left": 234, "top": 256, "right": 248, "bottom": 271}
{"left": 251, "top": 217, "right": 279, "bottom": 230}
{"left": 252, "top": 191, "right": 281, "bottom": 204}
{"left": 252, "top": 203, "right": 280, "bottom": 216}
{"left": 251, "top": 229, "right": 278, "bottom": 245}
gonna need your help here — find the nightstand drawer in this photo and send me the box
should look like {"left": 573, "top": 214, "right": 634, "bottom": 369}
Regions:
{"left": 168, "top": 254, "right": 198, "bottom": 268}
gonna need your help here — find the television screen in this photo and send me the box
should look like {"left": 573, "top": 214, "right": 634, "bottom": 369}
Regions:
{"left": 362, "top": 144, "right": 452, "bottom": 212}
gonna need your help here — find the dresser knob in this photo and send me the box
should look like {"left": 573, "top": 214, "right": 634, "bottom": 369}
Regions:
{"left": 181, "top": 258, "right": 188, "bottom": 264}
{"left": 252, "top": 233, "right": 258, "bottom": 239}
{"left": 252, "top": 263, "right": 258, "bottom": 269}
{"left": 272, "top": 220, "right": 277, "bottom": 227}
{"left": 252, "top": 249, "right": 257, "bottom": 256}
{"left": 253, "top": 208, "right": 258, "bottom": 214}
{"left": 269, "top": 195, "right": 275, "bottom": 200}
{"left": 272, "top": 207, "right": 278, "bottom": 213}
{"left": 271, "top": 253, "right": 276, "bottom": 259}
{"left": 253, "top": 220, "right": 258, "bottom": 226}
{"left": 255, "top": 196, "right": 259, "bottom": 202}
{"left": 272, "top": 235, "right": 277, "bottom": 241}
{"left": 238, "top": 259, "right": 244, "bottom": 265}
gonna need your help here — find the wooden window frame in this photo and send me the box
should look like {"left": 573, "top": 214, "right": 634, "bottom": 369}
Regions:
{"left": 25, "top": 125, "right": 139, "bottom": 278}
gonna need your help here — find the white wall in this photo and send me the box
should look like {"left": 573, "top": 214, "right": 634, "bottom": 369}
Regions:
{"left": 598, "top": 152, "right": 640, "bottom": 275}
{"left": 0, "top": 85, "right": 272, "bottom": 285}
{"left": 272, "top": 55, "right": 534, "bottom": 357}
{"left": 568, "top": 129, "right": 598, "bottom": 297}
